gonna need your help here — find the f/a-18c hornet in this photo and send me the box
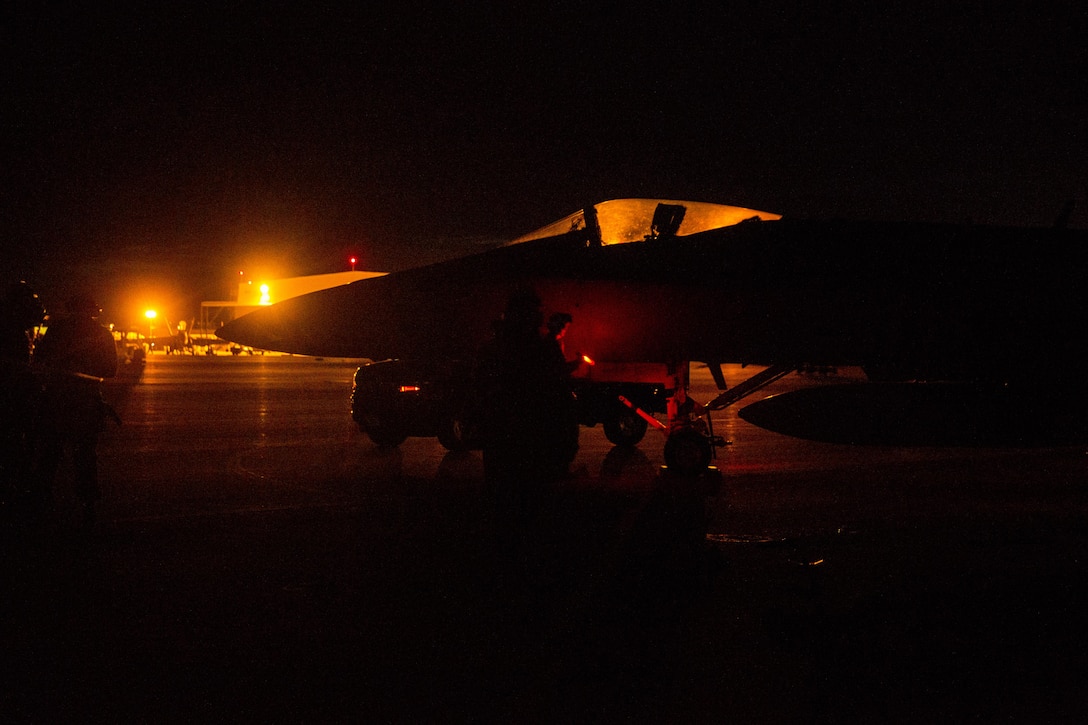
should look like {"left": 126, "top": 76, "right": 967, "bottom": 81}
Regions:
{"left": 218, "top": 198, "right": 1085, "bottom": 474}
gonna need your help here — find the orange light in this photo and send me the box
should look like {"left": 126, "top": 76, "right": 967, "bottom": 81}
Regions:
{"left": 398, "top": 385, "right": 421, "bottom": 393}
{"left": 582, "top": 355, "right": 596, "bottom": 366}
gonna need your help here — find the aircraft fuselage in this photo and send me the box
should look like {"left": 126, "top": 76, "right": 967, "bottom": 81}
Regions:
{"left": 220, "top": 218, "right": 1085, "bottom": 389}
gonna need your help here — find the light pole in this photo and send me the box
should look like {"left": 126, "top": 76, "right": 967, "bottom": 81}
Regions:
{"left": 145, "top": 309, "right": 157, "bottom": 352}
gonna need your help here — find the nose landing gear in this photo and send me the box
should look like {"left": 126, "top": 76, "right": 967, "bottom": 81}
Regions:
{"left": 617, "top": 362, "right": 724, "bottom": 478}
{"left": 622, "top": 361, "right": 797, "bottom": 477}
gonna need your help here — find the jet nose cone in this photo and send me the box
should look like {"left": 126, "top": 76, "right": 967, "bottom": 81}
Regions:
{"left": 215, "top": 317, "right": 243, "bottom": 343}
{"left": 217, "top": 308, "right": 281, "bottom": 350}
{"left": 212, "top": 285, "right": 377, "bottom": 358}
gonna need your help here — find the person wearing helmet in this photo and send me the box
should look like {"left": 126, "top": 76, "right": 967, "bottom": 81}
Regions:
{"left": 32, "top": 292, "right": 118, "bottom": 522}
{"left": 473, "top": 289, "right": 579, "bottom": 580}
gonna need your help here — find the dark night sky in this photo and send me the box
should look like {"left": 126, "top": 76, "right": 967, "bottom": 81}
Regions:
{"left": 3, "top": 2, "right": 1085, "bottom": 326}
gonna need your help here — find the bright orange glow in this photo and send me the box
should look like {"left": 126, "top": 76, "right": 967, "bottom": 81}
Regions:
{"left": 113, "top": 269, "right": 186, "bottom": 328}
{"left": 230, "top": 240, "right": 296, "bottom": 287}
{"left": 236, "top": 272, "right": 388, "bottom": 308}
{"left": 398, "top": 385, "right": 421, "bottom": 393}
{"left": 509, "top": 198, "right": 782, "bottom": 246}
{"left": 582, "top": 355, "right": 595, "bottom": 366}
{"left": 145, "top": 310, "right": 157, "bottom": 320}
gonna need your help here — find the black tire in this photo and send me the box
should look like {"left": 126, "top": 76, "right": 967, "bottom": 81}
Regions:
{"left": 603, "top": 410, "right": 649, "bottom": 446}
{"left": 364, "top": 417, "right": 408, "bottom": 447}
{"left": 663, "top": 427, "right": 712, "bottom": 475}
{"left": 437, "top": 415, "right": 476, "bottom": 452}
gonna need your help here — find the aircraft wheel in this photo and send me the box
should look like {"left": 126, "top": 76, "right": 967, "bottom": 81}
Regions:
{"left": 664, "top": 428, "right": 712, "bottom": 476}
{"left": 603, "top": 410, "right": 648, "bottom": 446}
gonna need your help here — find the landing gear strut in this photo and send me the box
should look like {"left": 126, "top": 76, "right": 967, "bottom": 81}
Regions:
{"left": 619, "top": 362, "right": 721, "bottom": 476}
{"left": 621, "top": 361, "right": 797, "bottom": 476}
{"left": 661, "top": 363, "right": 723, "bottom": 477}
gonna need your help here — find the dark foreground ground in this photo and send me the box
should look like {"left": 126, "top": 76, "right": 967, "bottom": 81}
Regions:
{"left": 2, "top": 356, "right": 1086, "bottom": 723}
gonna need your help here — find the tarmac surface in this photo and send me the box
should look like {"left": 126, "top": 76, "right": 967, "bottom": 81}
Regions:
{"left": 2, "top": 355, "right": 1086, "bottom": 723}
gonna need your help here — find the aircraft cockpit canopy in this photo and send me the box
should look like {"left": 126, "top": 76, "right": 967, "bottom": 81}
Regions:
{"left": 508, "top": 198, "right": 781, "bottom": 247}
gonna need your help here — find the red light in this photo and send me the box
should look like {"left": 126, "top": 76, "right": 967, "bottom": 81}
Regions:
{"left": 582, "top": 355, "right": 596, "bottom": 366}
{"left": 398, "top": 385, "right": 421, "bottom": 393}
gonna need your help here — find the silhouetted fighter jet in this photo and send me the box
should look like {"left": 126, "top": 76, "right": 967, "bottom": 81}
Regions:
{"left": 219, "top": 199, "right": 1085, "bottom": 469}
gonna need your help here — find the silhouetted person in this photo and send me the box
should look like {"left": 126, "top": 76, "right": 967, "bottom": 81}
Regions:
{"left": 475, "top": 290, "right": 578, "bottom": 576}
{"left": 545, "top": 311, "right": 583, "bottom": 374}
{"left": 32, "top": 293, "right": 118, "bottom": 522}
{"left": 1, "top": 281, "right": 45, "bottom": 508}
{"left": 544, "top": 311, "right": 581, "bottom": 464}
